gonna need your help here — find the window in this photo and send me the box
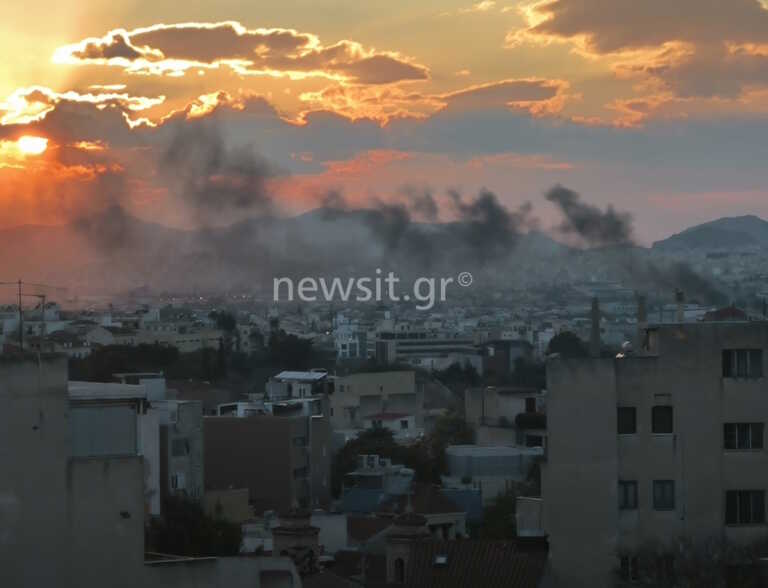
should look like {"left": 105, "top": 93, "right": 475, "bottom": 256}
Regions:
{"left": 726, "top": 490, "right": 765, "bottom": 525}
{"left": 525, "top": 397, "right": 536, "bottom": 413}
{"left": 724, "top": 423, "right": 764, "bottom": 450}
{"left": 618, "top": 407, "right": 637, "bottom": 434}
{"left": 653, "top": 480, "right": 675, "bottom": 510}
{"left": 171, "top": 472, "right": 186, "bottom": 491}
{"left": 400, "top": 419, "right": 409, "bottom": 430}
{"left": 619, "top": 481, "right": 638, "bottom": 510}
{"left": 171, "top": 438, "right": 190, "bottom": 457}
{"left": 619, "top": 556, "right": 639, "bottom": 582}
{"left": 394, "top": 558, "right": 405, "bottom": 583}
{"left": 652, "top": 406, "right": 673, "bottom": 434}
{"left": 723, "top": 349, "right": 763, "bottom": 378}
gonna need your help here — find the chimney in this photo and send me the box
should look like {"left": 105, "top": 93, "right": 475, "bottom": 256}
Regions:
{"left": 675, "top": 289, "right": 685, "bottom": 323}
{"left": 590, "top": 297, "right": 601, "bottom": 358}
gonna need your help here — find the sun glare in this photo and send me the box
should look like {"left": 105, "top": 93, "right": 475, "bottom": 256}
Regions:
{"left": 17, "top": 135, "right": 48, "bottom": 155}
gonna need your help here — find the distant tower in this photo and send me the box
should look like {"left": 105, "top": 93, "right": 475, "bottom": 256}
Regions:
{"left": 271, "top": 507, "right": 320, "bottom": 575}
{"left": 385, "top": 512, "right": 431, "bottom": 584}
{"left": 675, "top": 289, "right": 686, "bottom": 323}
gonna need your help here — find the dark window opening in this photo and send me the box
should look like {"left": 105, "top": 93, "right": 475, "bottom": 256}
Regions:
{"left": 652, "top": 406, "right": 673, "bottom": 434}
{"left": 722, "top": 349, "right": 763, "bottom": 378}
{"left": 724, "top": 423, "right": 764, "bottom": 450}
{"left": 726, "top": 490, "right": 765, "bottom": 525}
{"left": 653, "top": 480, "right": 675, "bottom": 510}
{"left": 619, "top": 480, "right": 638, "bottom": 510}
{"left": 618, "top": 407, "right": 637, "bottom": 434}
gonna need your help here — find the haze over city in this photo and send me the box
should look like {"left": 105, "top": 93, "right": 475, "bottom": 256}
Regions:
{"left": 3, "top": 2, "right": 768, "bottom": 588}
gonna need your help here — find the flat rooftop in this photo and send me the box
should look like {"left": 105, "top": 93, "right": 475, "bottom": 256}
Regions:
{"left": 68, "top": 381, "right": 147, "bottom": 400}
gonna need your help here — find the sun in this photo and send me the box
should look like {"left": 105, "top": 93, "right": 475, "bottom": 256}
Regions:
{"left": 17, "top": 135, "right": 48, "bottom": 155}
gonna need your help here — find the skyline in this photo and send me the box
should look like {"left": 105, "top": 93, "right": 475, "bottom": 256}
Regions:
{"left": 1, "top": 1, "right": 768, "bottom": 243}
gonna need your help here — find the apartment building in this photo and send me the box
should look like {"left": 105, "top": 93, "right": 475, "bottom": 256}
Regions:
{"left": 542, "top": 320, "right": 768, "bottom": 586}
{"left": 331, "top": 370, "right": 422, "bottom": 433}
{"left": 204, "top": 413, "right": 331, "bottom": 513}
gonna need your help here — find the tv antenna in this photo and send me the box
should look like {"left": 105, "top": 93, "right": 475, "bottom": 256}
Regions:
{"left": 0, "top": 280, "right": 67, "bottom": 352}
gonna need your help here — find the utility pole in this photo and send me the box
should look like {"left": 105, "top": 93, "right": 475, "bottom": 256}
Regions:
{"left": 18, "top": 279, "right": 23, "bottom": 352}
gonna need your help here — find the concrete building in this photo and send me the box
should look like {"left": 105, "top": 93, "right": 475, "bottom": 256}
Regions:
{"left": 1, "top": 354, "right": 305, "bottom": 588}
{"left": 205, "top": 413, "right": 331, "bottom": 513}
{"left": 465, "top": 386, "right": 545, "bottom": 447}
{"left": 153, "top": 399, "right": 205, "bottom": 502}
{"left": 1, "top": 354, "right": 145, "bottom": 587}
{"left": 542, "top": 320, "right": 768, "bottom": 587}
{"left": 331, "top": 371, "right": 422, "bottom": 432}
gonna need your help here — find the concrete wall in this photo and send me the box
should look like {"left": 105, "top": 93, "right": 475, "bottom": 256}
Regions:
{"left": 0, "top": 355, "right": 74, "bottom": 587}
{"left": 67, "top": 456, "right": 146, "bottom": 587}
{"left": 0, "top": 355, "right": 148, "bottom": 588}
{"left": 542, "top": 357, "right": 619, "bottom": 588}
{"left": 143, "top": 556, "right": 300, "bottom": 588}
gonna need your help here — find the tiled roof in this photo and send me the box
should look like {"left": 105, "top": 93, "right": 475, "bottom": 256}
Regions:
{"left": 379, "top": 483, "right": 463, "bottom": 516}
{"left": 348, "top": 515, "right": 393, "bottom": 543}
{"left": 405, "top": 540, "right": 548, "bottom": 588}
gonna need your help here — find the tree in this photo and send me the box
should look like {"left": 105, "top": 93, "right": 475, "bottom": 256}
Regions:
{"left": 546, "top": 331, "right": 589, "bottom": 358}
{"left": 477, "top": 490, "right": 518, "bottom": 539}
{"left": 146, "top": 496, "right": 242, "bottom": 556}
{"left": 619, "top": 536, "right": 768, "bottom": 587}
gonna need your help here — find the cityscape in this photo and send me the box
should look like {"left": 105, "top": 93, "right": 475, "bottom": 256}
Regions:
{"left": 2, "top": 1, "right": 768, "bottom": 587}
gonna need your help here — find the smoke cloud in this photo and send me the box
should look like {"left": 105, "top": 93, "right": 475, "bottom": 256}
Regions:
{"left": 546, "top": 184, "right": 633, "bottom": 247}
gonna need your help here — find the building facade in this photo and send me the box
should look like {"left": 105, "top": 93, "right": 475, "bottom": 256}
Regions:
{"left": 543, "top": 321, "right": 768, "bottom": 586}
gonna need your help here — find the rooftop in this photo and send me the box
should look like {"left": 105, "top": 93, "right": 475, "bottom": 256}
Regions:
{"left": 68, "top": 381, "right": 147, "bottom": 401}
{"left": 273, "top": 370, "right": 328, "bottom": 382}
{"left": 405, "top": 540, "right": 548, "bottom": 588}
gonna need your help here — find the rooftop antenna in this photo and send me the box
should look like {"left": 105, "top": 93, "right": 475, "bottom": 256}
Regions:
{"left": 0, "top": 280, "right": 66, "bottom": 352}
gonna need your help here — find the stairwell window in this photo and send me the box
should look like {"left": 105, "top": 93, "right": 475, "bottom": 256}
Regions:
{"left": 724, "top": 423, "right": 764, "bottom": 450}
{"left": 722, "top": 349, "right": 763, "bottom": 379}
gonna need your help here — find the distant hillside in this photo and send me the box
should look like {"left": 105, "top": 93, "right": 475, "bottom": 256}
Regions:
{"left": 652, "top": 215, "right": 768, "bottom": 252}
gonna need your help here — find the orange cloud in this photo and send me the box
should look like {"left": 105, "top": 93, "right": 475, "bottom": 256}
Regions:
{"left": 0, "top": 86, "right": 164, "bottom": 126}
{"left": 54, "top": 21, "right": 429, "bottom": 84}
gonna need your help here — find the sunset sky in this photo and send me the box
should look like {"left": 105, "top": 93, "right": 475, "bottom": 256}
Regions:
{"left": 2, "top": 0, "right": 768, "bottom": 242}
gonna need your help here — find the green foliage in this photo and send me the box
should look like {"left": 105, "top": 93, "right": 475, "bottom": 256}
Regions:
{"left": 331, "top": 413, "right": 476, "bottom": 498}
{"left": 546, "top": 331, "right": 589, "bottom": 358}
{"left": 69, "top": 344, "right": 179, "bottom": 381}
{"left": 477, "top": 490, "right": 518, "bottom": 540}
{"left": 146, "top": 496, "right": 242, "bottom": 557}
{"left": 434, "top": 361, "right": 481, "bottom": 399}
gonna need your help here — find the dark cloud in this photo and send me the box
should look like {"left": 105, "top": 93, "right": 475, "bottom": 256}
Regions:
{"left": 58, "top": 22, "right": 429, "bottom": 84}
{"left": 513, "top": 0, "right": 768, "bottom": 99}
{"left": 546, "top": 184, "right": 633, "bottom": 247}
{"left": 72, "top": 32, "right": 147, "bottom": 60}
{"left": 522, "top": 0, "right": 768, "bottom": 53}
